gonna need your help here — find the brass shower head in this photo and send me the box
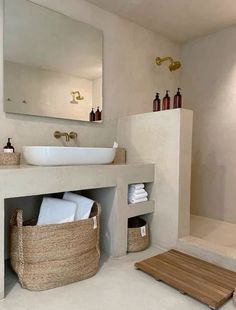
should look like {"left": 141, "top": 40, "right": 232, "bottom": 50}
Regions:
{"left": 156, "top": 56, "right": 181, "bottom": 71}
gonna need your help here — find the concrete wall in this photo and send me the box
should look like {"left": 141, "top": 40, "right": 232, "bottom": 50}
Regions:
{"left": 0, "top": 0, "right": 180, "bottom": 152}
{"left": 117, "top": 109, "right": 193, "bottom": 249}
{"left": 181, "top": 25, "right": 236, "bottom": 223}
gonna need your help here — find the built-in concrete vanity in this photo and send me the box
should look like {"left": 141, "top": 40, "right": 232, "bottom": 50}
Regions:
{"left": 0, "top": 163, "right": 155, "bottom": 299}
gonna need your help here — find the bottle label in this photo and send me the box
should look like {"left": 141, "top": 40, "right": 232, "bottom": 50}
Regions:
{"left": 3, "top": 149, "right": 14, "bottom": 153}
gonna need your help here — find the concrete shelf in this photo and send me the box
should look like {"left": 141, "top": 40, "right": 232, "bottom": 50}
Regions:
{"left": 127, "top": 200, "right": 155, "bottom": 218}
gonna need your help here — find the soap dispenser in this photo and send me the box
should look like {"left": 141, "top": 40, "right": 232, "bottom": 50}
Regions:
{"left": 3, "top": 138, "right": 14, "bottom": 153}
{"left": 162, "top": 90, "right": 170, "bottom": 110}
{"left": 173, "top": 88, "right": 182, "bottom": 109}
{"left": 95, "top": 107, "right": 101, "bottom": 121}
{"left": 153, "top": 93, "right": 161, "bottom": 112}
{"left": 89, "top": 108, "right": 95, "bottom": 122}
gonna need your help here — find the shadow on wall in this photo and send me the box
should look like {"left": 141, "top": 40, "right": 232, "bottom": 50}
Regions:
{"left": 191, "top": 149, "right": 226, "bottom": 221}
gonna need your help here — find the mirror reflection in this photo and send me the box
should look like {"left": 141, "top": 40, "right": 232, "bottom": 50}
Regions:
{"left": 4, "top": 0, "right": 103, "bottom": 122}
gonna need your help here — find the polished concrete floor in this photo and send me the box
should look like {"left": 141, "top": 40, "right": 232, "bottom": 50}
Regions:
{"left": 0, "top": 247, "right": 235, "bottom": 310}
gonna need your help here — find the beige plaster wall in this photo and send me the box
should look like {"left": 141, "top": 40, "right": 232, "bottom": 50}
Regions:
{"left": 181, "top": 25, "right": 236, "bottom": 223}
{"left": 117, "top": 109, "right": 193, "bottom": 249}
{"left": 0, "top": 0, "right": 180, "bottom": 153}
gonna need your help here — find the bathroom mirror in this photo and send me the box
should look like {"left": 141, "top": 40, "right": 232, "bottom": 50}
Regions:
{"left": 3, "top": 0, "right": 103, "bottom": 122}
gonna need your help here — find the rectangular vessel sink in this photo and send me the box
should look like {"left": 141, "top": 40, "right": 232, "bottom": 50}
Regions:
{"left": 23, "top": 146, "right": 116, "bottom": 166}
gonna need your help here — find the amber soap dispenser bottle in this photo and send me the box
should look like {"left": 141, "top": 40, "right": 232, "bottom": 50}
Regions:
{"left": 173, "top": 88, "right": 182, "bottom": 109}
{"left": 162, "top": 90, "right": 170, "bottom": 110}
{"left": 153, "top": 93, "right": 161, "bottom": 112}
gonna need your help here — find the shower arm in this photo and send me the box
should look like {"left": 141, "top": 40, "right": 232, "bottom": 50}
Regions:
{"left": 156, "top": 56, "right": 173, "bottom": 66}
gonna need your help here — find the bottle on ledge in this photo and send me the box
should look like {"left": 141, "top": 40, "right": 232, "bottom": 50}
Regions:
{"left": 162, "top": 90, "right": 170, "bottom": 110}
{"left": 95, "top": 107, "right": 101, "bottom": 121}
{"left": 89, "top": 108, "right": 95, "bottom": 122}
{"left": 173, "top": 88, "right": 182, "bottom": 109}
{"left": 153, "top": 92, "right": 161, "bottom": 112}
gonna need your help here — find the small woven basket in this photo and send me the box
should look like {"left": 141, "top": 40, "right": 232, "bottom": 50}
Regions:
{"left": 127, "top": 217, "right": 149, "bottom": 252}
{"left": 10, "top": 202, "right": 101, "bottom": 291}
{"left": 0, "top": 152, "right": 20, "bottom": 165}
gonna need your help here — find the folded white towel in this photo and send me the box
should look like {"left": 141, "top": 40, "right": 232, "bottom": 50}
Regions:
{"left": 129, "top": 192, "right": 148, "bottom": 200}
{"left": 37, "top": 197, "right": 77, "bottom": 225}
{"left": 63, "top": 192, "right": 94, "bottom": 220}
{"left": 128, "top": 188, "right": 146, "bottom": 195}
{"left": 129, "top": 197, "right": 148, "bottom": 204}
{"left": 129, "top": 184, "right": 144, "bottom": 191}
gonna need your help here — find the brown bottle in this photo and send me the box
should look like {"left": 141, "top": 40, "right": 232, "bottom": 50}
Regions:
{"left": 95, "top": 107, "right": 101, "bottom": 121}
{"left": 173, "top": 88, "right": 182, "bottom": 109}
{"left": 153, "top": 93, "right": 161, "bottom": 112}
{"left": 89, "top": 108, "right": 95, "bottom": 122}
{"left": 162, "top": 90, "right": 170, "bottom": 110}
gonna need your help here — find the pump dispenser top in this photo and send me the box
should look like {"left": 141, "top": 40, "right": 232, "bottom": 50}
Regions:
{"left": 3, "top": 138, "right": 15, "bottom": 153}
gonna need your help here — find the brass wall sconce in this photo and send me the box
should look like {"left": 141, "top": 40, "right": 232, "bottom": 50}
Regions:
{"left": 70, "top": 90, "right": 84, "bottom": 104}
{"left": 155, "top": 56, "right": 181, "bottom": 71}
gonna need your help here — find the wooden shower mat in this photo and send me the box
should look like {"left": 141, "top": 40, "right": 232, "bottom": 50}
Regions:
{"left": 135, "top": 249, "right": 236, "bottom": 309}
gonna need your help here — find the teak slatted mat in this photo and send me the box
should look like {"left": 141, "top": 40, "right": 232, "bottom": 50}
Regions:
{"left": 135, "top": 249, "right": 236, "bottom": 309}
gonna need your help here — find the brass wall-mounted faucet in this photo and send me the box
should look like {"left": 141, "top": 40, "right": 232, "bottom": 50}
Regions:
{"left": 54, "top": 131, "right": 78, "bottom": 142}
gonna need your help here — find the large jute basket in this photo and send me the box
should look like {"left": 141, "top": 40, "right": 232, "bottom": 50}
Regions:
{"left": 127, "top": 217, "right": 149, "bottom": 252}
{"left": 10, "top": 202, "right": 101, "bottom": 291}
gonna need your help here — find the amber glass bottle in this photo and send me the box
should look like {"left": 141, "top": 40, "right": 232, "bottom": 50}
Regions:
{"left": 89, "top": 108, "right": 95, "bottom": 122}
{"left": 162, "top": 90, "right": 170, "bottom": 110}
{"left": 153, "top": 93, "right": 161, "bottom": 112}
{"left": 173, "top": 88, "right": 182, "bottom": 109}
{"left": 95, "top": 107, "right": 101, "bottom": 121}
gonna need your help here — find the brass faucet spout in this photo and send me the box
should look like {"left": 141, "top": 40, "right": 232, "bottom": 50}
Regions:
{"left": 54, "top": 131, "right": 70, "bottom": 142}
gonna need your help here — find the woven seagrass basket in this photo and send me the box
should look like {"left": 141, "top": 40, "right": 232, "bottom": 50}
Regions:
{"left": 10, "top": 202, "right": 101, "bottom": 291}
{"left": 127, "top": 217, "right": 149, "bottom": 252}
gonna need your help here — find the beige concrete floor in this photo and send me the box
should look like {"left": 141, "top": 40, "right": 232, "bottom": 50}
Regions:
{"left": 189, "top": 215, "right": 236, "bottom": 260}
{"left": 191, "top": 215, "right": 236, "bottom": 249}
{"left": 0, "top": 247, "right": 234, "bottom": 310}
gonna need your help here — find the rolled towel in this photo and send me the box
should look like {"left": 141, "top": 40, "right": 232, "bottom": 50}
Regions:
{"left": 129, "top": 197, "right": 148, "bottom": 204}
{"left": 63, "top": 192, "right": 94, "bottom": 220}
{"left": 128, "top": 188, "right": 146, "bottom": 195}
{"left": 37, "top": 197, "right": 77, "bottom": 225}
{"left": 129, "top": 184, "right": 144, "bottom": 191}
{"left": 128, "top": 191, "right": 148, "bottom": 200}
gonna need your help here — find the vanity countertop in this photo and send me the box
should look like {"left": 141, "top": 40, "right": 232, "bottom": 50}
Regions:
{"left": 0, "top": 163, "right": 155, "bottom": 198}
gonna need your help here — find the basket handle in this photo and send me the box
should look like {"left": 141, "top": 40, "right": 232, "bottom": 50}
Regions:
{"left": 11, "top": 209, "right": 24, "bottom": 286}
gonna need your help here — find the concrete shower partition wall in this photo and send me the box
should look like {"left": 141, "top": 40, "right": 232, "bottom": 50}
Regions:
{"left": 117, "top": 109, "right": 193, "bottom": 249}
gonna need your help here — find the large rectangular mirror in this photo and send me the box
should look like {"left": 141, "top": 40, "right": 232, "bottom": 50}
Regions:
{"left": 4, "top": 0, "right": 103, "bottom": 122}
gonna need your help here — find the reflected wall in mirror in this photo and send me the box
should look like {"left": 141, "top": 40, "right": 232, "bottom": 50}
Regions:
{"left": 4, "top": 0, "right": 103, "bottom": 122}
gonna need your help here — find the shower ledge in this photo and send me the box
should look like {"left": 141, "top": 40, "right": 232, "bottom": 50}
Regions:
{"left": 177, "top": 236, "right": 236, "bottom": 272}
{"left": 0, "top": 163, "right": 155, "bottom": 299}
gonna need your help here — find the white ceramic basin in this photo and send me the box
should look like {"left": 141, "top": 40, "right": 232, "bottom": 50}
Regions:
{"left": 23, "top": 146, "right": 116, "bottom": 166}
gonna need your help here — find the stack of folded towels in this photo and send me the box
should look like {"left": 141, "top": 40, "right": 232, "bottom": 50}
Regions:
{"left": 37, "top": 192, "right": 95, "bottom": 225}
{"left": 128, "top": 183, "right": 148, "bottom": 204}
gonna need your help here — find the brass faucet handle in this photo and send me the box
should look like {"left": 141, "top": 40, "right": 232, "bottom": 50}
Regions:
{"left": 69, "top": 132, "right": 78, "bottom": 140}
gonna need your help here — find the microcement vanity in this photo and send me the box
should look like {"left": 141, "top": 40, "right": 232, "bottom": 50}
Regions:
{"left": 0, "top": 163, "right": 155, "bottom": 299}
